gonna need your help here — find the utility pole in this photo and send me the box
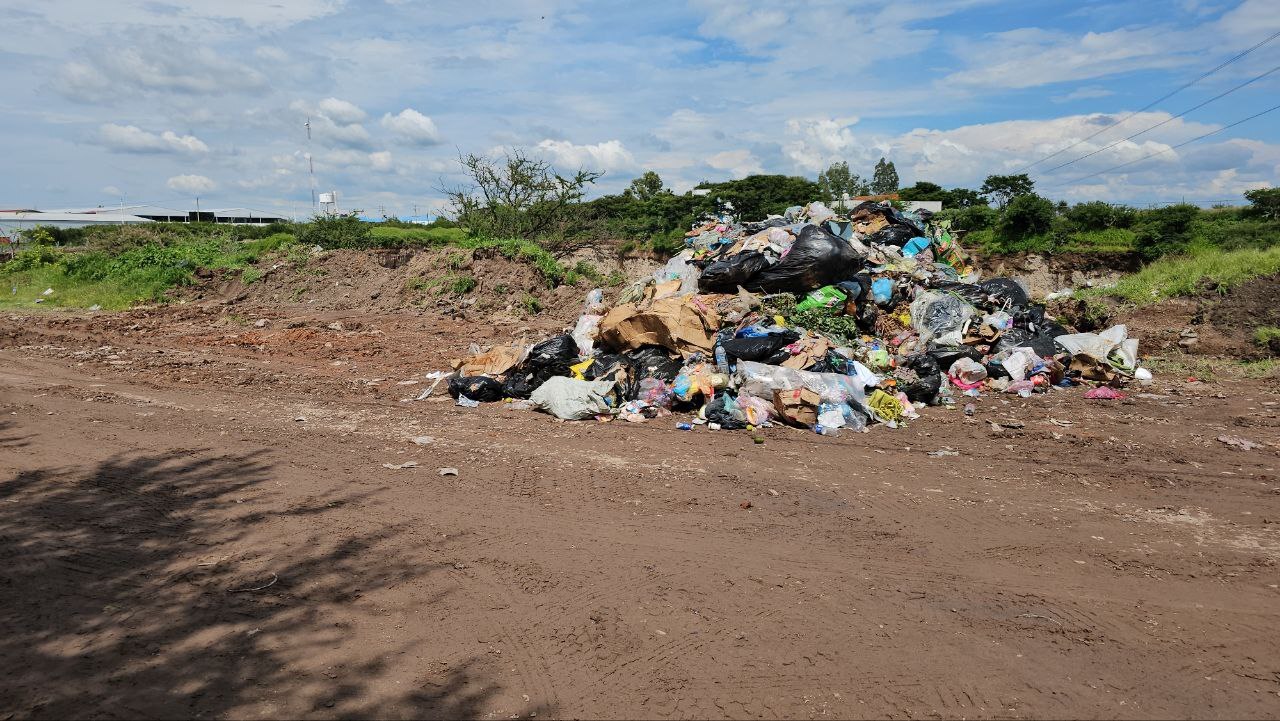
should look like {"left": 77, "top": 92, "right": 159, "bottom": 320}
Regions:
{"left": 196, "top": 196, "right": 200, "bottom": 223}
{"left": 305, "top": 117, "right": 317, "bottom": 214}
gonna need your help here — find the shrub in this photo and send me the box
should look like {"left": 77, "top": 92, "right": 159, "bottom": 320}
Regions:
{"left": 997, "top": 194, "right": 1055, "bottom": 241}
{"left": 296, "top": 214, "right": 372, "bottom": 249}
{"left": 1132, "top": 204, "right": 1200, "bottom": 260}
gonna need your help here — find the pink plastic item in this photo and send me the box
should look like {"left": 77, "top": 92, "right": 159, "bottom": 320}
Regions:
{"left": 1084, "top": 386, "right": 1125, "bottom": 400}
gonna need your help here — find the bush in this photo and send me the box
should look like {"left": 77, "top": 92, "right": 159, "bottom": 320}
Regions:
{"left": 296, "top": 214, "right": 372, "bottom": 249}
{"left": 1244, "top": 188, "right": 1280, "bottom": 221}
{"left": 997, "top": 194, "right": 1055, "bottom": 241}
{"left": 1066, "top": 201, "right": 1134, "bottom": 231}
{"left": 1132, "top": 204, "right": 1200, "bottom": 260}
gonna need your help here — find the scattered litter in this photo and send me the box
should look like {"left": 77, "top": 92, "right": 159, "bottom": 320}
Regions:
{"left": 88, "top": 304, "right": 102, "bottom": 311}
{"left": 1218, "top": 435, "right": 1263, "bottom": 451}
{"left": 438, "top": 467, "right": 459, "bottom": 476}
{"left": 382, "top": 461, "right": 419, "bottom": 469}
{"left": 41, "top": 288, "right": 54, "bottom": 296}
{"left": 411, "top": 435, "right": 435, "bottom": 445}
{"left": 254, "top": 318, "right": 269, "bottom": 328}
{"left": 1084, "top": 387, "right": 1126, "bottom": 400}
{"left": 928, "top": 448, "right": 960, "bottom": 457}
{"left": 456, "top": 396, "right": 481, "bottom": 408}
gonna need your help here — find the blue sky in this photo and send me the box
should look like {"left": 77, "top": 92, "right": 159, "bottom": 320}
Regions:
{"left": 1, "top": 0, "right": 1277, "bottom": 217}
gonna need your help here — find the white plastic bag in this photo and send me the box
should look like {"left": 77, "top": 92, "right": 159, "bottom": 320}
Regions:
{"left": 529, "top": 377, "right": 616, "bottom": 420}
{"left": 572, "top": 314, "right": 603, "bottom": 357}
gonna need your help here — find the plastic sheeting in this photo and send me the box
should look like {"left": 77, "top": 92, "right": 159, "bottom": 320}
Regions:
{"left": 911, "top": 291, "right": 976, "bottom": 346}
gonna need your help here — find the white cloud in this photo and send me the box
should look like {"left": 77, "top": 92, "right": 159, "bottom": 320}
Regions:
{"left": 534, "top": 139, "right": 636, "bottom": 172}
{"left": 166, "top": 174, "right": 217, "bottom": 193}
{"left": 369, "top": 151, "right": 393, "bottom": 171}
{"left": 705, "top": 149, "right": 764, "bottom": 178}
{"left": 783, "top": 117, "right": 866, "bottom": 172}
{"left": 1051, "top": 86, "right": 1116, "bottom": 103}
{"left": 55, "top": 37, "right": 268, "bottom": 102}
{"left": 380, "top": 109, "right": 442, "bottom": 145}
{"left": 290, "top": 101, "right": 373, "bottom": 148}
{"left": 101, "top": 185, "right": 121, "bottom": 196}
{"left": 98, "top": 124, "right": 210, "bottom": 155}
{"left": 317, "top": 97, "right": 367, "bottom": 124}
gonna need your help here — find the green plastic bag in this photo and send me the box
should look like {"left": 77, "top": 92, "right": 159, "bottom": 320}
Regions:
{"left": 795, "top": 285, "right": 847, "bottom": 313}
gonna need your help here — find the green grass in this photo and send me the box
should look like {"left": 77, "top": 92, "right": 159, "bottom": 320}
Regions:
{"left": 1099, "top": 245, "right": 1280, "bottom": 305}
{"left": 240, "top": 267, "right": 263, "bottom": 284}
{"left": 1253, "top": 326, "right": 1280, "bottom": 345}
{"left": 0, "top": 235, "right": 296, "bottom": 311}
{"left": 969, "top": 227, "right": 1136, "bottom": 255}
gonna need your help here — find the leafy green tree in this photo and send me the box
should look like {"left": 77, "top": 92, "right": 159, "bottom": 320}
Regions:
{"left": 980, "top": 173, "right": 1035, "bottom": 208}
{"left": 897, "top": 181, "right": 946, "bottom": 202}
{"left": 624, "top": 171, "right": 667, "bottom": 202}
{"left": 944, "top": 187, "right": 986, "bottom": 208}
{"left": 817, "top": 161, "right": 869, "bottom": 203}
{"left": 870, "top": 158, "right": 899, "bottom": 194}
{"left": 1065, "top": 200, "right": 1135, "bottom": 231}
{"left": 441, "top": 148, "right": 602, "bottom": 242}
{"left": 694, "top": 175, "right": 822, "bottom": 221}
{"left": 997, "top": 193, "right": 1055, "bottom": 240}
{"left": 1132, "top": 204, "right": 1200, "bottom": 260}
{"left": 1244, "top": 187, "right": 1280, "bottom": 220}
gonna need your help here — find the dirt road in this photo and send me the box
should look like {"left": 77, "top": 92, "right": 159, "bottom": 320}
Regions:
{"left": 3, "top": 307, "right": 1280, "bottom": 719}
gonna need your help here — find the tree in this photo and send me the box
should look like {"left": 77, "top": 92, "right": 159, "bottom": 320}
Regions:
{"left": 997, "top": 193, "right": 1055, "bottom": 240}
{"left": 980, "top": 173, "right": 1035, "bottom": 208}
{"left": 944, "top": 188, "right": 986, "bottom": 208}
{"left": 897, "top": 181, "right": 946, "bottom": 202}
{"left": 624, "top": 171, "right": 666, "bottom": 202}
{"left": 693, "top": 174, "right": 821, "bottom": 221}
{"left": 1244, "top": 187, "right": 1280, "bottom": 220}
{"left": 1132, "top": 204, "right": 1200, "bottom": 260}
{"left": 817, "top": 161, "right": 869, "bottom": 203}
{"left": 441, "top": 148, "right": 602, "bottom": 242}
{"left": 871, "top": 158, "right": 899, "bottom": 194}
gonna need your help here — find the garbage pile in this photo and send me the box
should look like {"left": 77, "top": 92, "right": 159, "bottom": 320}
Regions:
{"left": 443, "top": 200, "right": 1148, "bottom": 435}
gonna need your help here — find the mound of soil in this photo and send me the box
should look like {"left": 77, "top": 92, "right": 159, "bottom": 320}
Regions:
{"left": 979, "top": 251, "right": 1141, "bottom": 299}
{"left": 182, "top": 246, "right": 625, "bottom": 325}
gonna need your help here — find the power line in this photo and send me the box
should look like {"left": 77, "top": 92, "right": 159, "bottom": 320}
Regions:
{"left": 1039, "top": 63, "right": 1280, "bottom": 174}
{"left": 1014, "top": 28, "right": 1280, "bottom": 173}
{"left": 1050, "top": 101, "right": 1280, "bottom": 187}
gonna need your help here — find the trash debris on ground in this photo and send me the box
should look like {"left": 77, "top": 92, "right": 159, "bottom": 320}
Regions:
{"left": 1217, "top": 435, "right": 1263, "bottom": 451}
{"left": 438, "top": 466, "right": 459, "bottom": 476}
{"left": 382, "top": 461, "right": 419, "bottom": 469}
{"left": 427, "top": 199, "right": 1149, "bottom": 437}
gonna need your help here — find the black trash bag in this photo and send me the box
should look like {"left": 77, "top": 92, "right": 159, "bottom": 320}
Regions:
{"left": 885, "top": 207, "right": 926, "bottom": 236}
{"left": 623, "top": 345, "right": 683, "bottom": 382}
{"left": 704, "top": 393, "right": 748, "bottom": 430}
{"left": 501, "top": 374, "right": 535, "bottom": 400}
{"left": 584, "top": 353, "right": 626, "bottom": 381}
{"left": 934, "top": 281, "right": 990, "bottom": 308}
{"left": 836, "top": 274, "right": 870, "bottom": 303}
{"left": 448, "top": 375, "right": 504, "bottom": 402}
{"left": 698, "top": 250, "right": 771, "bottom": 293}
{"left": 721, "top": 330, "right": 800, "bottom": 363}
{"left": 742, "top": 217, "right": 790, "bottom": 234}
{"left": 806, "top": 349, "right": 857, "bottom": 375}
{"left": 985, "top": 359, "right": 1012, "bottom": 381}
{"left": 746, "top": 225, "right": 864, "bottom": 293}
{"left": 503, "top": 333, "right": 577, "bottom": 396}
{"left": 992, "top": 328, "right": 1036, "bottom": 356}
{"left": 855, "top": 300, "right": 879, "bottom": 332}
{"left": 927, "top": 343, "right": 984, "bottom": 370}
{"left": 898, "top": 354, "right": 942, "bottom": 404}
{"left": 1011, "top": 303, "right": 1047, "bottom": 330}
{"left": 978, "top": 278, "right": 1030, "bottom": 308}
{"left": 1036, "top": 319, "right": 1071, "bottom": 339}
{"left": 868, "top": 224, "right": 918, "bottom": 248}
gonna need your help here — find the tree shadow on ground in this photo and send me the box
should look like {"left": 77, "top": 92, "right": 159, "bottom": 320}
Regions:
{"left": 0, "top": 419, "right": 31, "bottom": 449}
{"left": 0, "top": 449, "right": 531, "bottom": 719}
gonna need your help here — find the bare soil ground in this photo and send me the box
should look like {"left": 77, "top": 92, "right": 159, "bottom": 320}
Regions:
{"left": 3, "top": 291, "right": 1280, "bottom": 719}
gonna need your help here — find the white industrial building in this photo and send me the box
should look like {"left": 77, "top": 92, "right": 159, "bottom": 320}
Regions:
{"left": 0, "top": 206, "right": 287, "bottom": 243}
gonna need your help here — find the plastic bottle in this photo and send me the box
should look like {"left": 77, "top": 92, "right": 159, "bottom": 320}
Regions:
{"left": 714, "top": 345, "right": 729, "bottom": 372}
{"left": 963, "top": 403, "right": 975, "bottom": 417}
{"left": 676, "top": 422, "right": 693, "bottom": 431}
{"left": 814, "top": 424, "right": 839, "bottom": 436}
